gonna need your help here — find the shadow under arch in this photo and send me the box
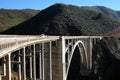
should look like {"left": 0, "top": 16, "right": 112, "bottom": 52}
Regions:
{"left": 66, "top": 46, "right": 81, "bottom": 80}
{"left": 66, "top": 41, "right": 88, "bottom": 80}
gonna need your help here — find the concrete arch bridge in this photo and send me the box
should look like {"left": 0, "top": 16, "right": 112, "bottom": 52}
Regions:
{"left": 0, "top": 35, "right": 102, "bottom": 80}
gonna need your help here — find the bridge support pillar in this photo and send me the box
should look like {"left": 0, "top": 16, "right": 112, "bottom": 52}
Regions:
{"left": 39, "top": 50, "right": 42, "bottom": 80}
{"left": 52, "top": 36, "right": 65, "bottom": 80}
{"left": 87, "top": 37, "right": 92, "bottom": 72}
{"left": 42, "top": 43, "right": 45, "bottom": 80}
{"left": 30, "top": 52, "right": 33, "bottom": 79}
{"left": 33, "top": 44, "right": 36, "bottom": 80}
{"left": 5, "top": 53, "right": 11, "bottom": 80}
{"left": 2, "top": 57, "right": 6, "bottom": 77}
{"left": 61, "top": 36, "right": 66, "bottom": 80}
{"left": 22, "top": 47, "right": 26, "bottom": 80}
{"left": 40, "top": 42, "right": 53, "bottom": 80}
{"left": 49, "top": 41, "right": 52, "bottom": 80}
{"left": 18, "top": 50, "right": 21, "bottom": 80}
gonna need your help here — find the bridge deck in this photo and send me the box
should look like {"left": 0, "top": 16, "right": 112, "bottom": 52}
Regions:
{"left": 0, "top": 35, "right": 102, "bottom": 58}
{"left": 0, "top": 35, "right": 60, "bottom": 58}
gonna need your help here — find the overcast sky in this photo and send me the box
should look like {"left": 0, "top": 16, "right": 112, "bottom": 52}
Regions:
{"left": 0, "top": 0, "right": 120, "bottom": 10}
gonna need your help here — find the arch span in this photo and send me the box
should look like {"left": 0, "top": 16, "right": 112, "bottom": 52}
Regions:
{"left": 66, "top": 40, "right": 89, "bottom": 80}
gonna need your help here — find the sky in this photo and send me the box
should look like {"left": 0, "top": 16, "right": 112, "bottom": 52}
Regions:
{"left": 0, "top": 0, "right": 120, "bottom": 10}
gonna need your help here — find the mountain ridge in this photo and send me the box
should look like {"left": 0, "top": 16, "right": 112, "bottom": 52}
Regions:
{"left": 0, "top": 9, "right": 40, "bottom": 32}
{"left": 1, "top": 3, "right": 120, "bottom": 36}
{"left": 82, "top": 6, "right": 120, "bottom": 21}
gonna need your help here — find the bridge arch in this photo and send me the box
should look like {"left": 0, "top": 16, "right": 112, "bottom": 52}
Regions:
{"left": 65, "top": 40, "right": 89, "bottom": 80}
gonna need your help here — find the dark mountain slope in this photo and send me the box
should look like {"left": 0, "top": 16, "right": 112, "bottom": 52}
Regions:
{"left": 83, "top": 6, "right": 120, "bottom": 21}
{"left": 0, "top": 9, "right": 39, "bottom": 32}
{"left": 2, "top": 3, "right": 120, "bottom": 35}
{"left": 92, "top": 37, "right": 120, "bottom": 80}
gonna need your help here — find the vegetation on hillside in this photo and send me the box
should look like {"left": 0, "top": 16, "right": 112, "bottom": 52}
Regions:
{"left": 0, "top": 9, "right": 39, "bottom": 32}
{"left": 1, "top": 3, "right": 120, "bottom": 35}
{"left": 92, "top": 37, "right": 120, "bottom": 80}
{"left": 83, "top": 6, "right": 120, "bottom": 21}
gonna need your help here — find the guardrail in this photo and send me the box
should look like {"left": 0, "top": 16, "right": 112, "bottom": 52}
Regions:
{"left": 0, "top": 36, "right": 39, "bottom": 51}
{"left": 0, "top": 35, "right": 103, "bottom": 51}
{"left": 0, "top": 36, "right": 60, "bottom": 59}
{"left": 0, "top": 35, "right": 60, "bottom": 57}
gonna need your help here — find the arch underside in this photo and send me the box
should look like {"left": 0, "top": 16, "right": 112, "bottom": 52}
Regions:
{"left": 65, "top": 40, "right": 89, "bottom": 80}
{"left": 67, "top": 46, "right": 81, "bottom": 80}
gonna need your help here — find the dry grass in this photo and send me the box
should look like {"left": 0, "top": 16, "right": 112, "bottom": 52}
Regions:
{"left": 103, "top": 27, "right": 120, "bottom": 36}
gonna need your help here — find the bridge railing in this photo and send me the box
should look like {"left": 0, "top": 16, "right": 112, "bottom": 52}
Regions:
{"left": 0, "top": 35, "right": 60, "bottom": 58}
{"left": 0, "top": 36, "right": 39, "bottom": 51}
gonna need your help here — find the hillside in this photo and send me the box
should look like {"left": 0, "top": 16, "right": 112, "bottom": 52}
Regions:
{"left": 0, "top": 9, "right": 39, "bottom": 32}
{"left": 92, "top": 37, "right": 120, "bottom": 80}
{"left": 102, "top": 27, "right": 120, "bottom": 36}
{"left": 83, "top": 6, "right": 120, "bottom": 21}
{"left": 1, "top": 3, "right": 120, "bottom": 35}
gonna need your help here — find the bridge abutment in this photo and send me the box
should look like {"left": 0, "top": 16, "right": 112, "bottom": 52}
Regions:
{"left": 87, "top": 37, "right": 92, "bottom": 72}
{"left": 52, "top": 37, "right": 65, "bottom": 80}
